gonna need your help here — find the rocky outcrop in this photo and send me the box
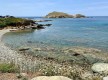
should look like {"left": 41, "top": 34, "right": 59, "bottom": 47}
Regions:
{"left": 62, "top": 47, "right": 106, "bottom": 64}
{"left": 45, "top": 11, "right": 74, "bottom": 18}
{"left": 45, "top": 11, "right": 85, "bottom": 18}
{"left": 74, "top": 14, "right": 85, "bottom": 18}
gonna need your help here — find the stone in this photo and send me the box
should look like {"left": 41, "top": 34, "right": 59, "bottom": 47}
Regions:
{"left": 20, "top": 73, "right": 28, "bottom": 77}
{"left": 92, "top": 63, "right": 108, "bottom": 74}
{"left": 19, "top": 47, "right": 30, "bottom": 51}
{"left": 34, "top": 48, "right": 42, "bottom": 51}
{"left": 45, "top": 11, "right": 74, "bottom": 18}
{"left": 74, "top": 14, "right": 85, "bottom": 18}
{"left": 31, "top": 76, "right": 48, "bottom": 80}
{"left": 103, "top": 76, "right": 108, "bottom": 80}
{"left": 31, "top": 76, "right": 72, "bottom": 80}
{"left": 16, "top": 73, "right": 28, "bottom": 79}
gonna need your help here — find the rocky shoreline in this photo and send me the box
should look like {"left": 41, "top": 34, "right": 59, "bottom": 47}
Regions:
{"left": 0, "top": 29, "right": 46, "bottom": 72}
{"left": 1, "top": 29, "right": 108, "bottom": 80}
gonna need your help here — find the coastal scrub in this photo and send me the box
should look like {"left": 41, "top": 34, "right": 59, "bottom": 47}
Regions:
{"left": 0, "top": 17, "right": 35, "bottom": 28}
{"left": 0, "top": 63, "right": 19, "bottom": 73}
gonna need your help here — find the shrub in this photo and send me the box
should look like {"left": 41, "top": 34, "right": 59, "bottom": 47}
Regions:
{"left": 0, "top": 63, "right": 19, "bottom": 73}
{"left": 0, "top": 17, "right": 35, "bottom": 28}
{"left": 21, "top": 77, "right": 28, "bottom": 80}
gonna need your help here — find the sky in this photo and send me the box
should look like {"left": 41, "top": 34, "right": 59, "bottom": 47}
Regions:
{"left": 0, "top": 0, "right": 108, "bottom": 16}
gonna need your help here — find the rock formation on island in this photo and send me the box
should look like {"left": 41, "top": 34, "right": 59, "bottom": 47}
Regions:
{"left": 45, "top": 11, "right": 74, "bottom": 18}
{"left": 45, "top": 11, "right": 86, "bottom": 18}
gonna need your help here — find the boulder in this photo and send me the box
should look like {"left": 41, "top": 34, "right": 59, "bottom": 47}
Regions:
{"left": 103, "top": 76, "right": 108, "bottom": 80}
{"left": 31, "top": 76, "right": 48, "bottom": 80}
{"left": 91, "top": 63, "right": 108, "bottom": 74}
{"left": 31, "top": 76, "right": 72, "bottom": 80}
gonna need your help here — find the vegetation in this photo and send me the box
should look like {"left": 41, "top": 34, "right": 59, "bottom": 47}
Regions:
{"left": 45, "top": 11, "right": 85, "bottom": 18}
{"left": 0, "top": 63, "right": 19, "bottom": 73}
{"left": 75, "top": 14, "right": 86, "bottom": 18}
{"left": 45, "top": 11, "right": 74, "bottom": 18}
{"left": 0, "top": 17, "right": 35, "bottom": 28}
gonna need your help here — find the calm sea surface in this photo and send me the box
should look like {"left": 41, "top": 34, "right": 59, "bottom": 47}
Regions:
{"left": 2, "top": 17, "right": 108, "bottom": 51}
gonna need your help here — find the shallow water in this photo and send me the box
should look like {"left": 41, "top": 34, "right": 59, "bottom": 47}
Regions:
{"left": 2, "top": 17, "right": 108, "bottom": 51}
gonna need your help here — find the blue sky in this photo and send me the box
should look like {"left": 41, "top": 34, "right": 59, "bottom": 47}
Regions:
{"left": 0, "top": 0, "right": 108, "bottom": 16}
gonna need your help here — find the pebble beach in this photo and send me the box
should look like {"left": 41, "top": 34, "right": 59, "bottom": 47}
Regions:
{"left": 0, "top": 29, "right": 41, "bottom": 72}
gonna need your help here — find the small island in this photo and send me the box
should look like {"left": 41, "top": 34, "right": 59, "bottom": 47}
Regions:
{"left": 45, "top": 11, "right": 86, "bottom": 18}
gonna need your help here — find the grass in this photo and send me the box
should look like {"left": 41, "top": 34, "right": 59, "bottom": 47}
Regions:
{"left": 0, "top": 63, "right": 19, "bottom": 73}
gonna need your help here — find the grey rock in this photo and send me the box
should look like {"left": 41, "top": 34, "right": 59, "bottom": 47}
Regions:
{"left": 92, "top": 63, "right": 108, "bottom": 74}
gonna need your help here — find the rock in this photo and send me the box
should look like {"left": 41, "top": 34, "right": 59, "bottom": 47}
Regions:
{"left": 20, "top": 73, "right": 28, "bottom": 77}
{"left": 44, "top": 24, "right": 52, "bottom": 26}
{"left": 50, "top": 76, "right": 72, "bottom": 80}
{"left": 37, "top": 24, "right": 45, "bottom": 29}
{"left": 74, "top": 14, "right": 85, "bottom": 18}
{"left": 103, "top": 76, "right": 108, "bottom": 80}
{"left": 34, "top": 48, "right": 42, "bottom": 51}
{"left": 63, "top": 47, "right": 101, "bottom": 54}
{"left": 31, "top": 76, "right": 72, "bottom": 80}
{"left": 83, "top": 54, "right": 103, "bottom": 64}
{"left": 19, "top": 47, "right": 30, "bottom": 51}
{"left": 31, "top": 76, "right": 48, "bottom": 80}
{"left": 16, "top": 73, "right": 28, "bottom": 79}
{"left": 81, "top": 72, "right": 93, "bottom": 79}
{"left": 35, "top": 20, "right": 52, "bottom": 22}
{"left": 92, "top": 63, "right": 108, "bottom": 74}
{"left": 72, "top": 53, "right": 80, "bottom": 56}
{"left": 31, "top": 23, "right": 52, "bottom": 29}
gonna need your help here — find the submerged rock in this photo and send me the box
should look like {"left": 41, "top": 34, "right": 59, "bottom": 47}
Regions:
{"left": 62, "top": 47, "right": 105, "bottom": 64}
{"left": 62, "top": 47, "right": 101, "bottom": 55}
{"left": 34, "top": 48, "right": 42, "bottom": 51}
{"left": 19, "top": 47, "right": 30, "bottom": 51}
{"left": 92, "top": 63, "right": 108, "bottom": 74}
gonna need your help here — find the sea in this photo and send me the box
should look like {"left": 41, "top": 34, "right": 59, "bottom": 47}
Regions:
{"left": 2, "top": 16, "right": 108, "bottom": 52}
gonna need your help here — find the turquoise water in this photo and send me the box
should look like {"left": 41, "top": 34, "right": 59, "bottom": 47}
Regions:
{"left": 2, "top": 17, "right": 108, "bottom": 51}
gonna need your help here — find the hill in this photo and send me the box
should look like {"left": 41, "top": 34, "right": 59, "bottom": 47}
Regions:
{"left": 45, "top": 11, "right": 74, "bottom": 18}
{"left": 0, "top": 16, "right": 35, "bottom": 29}
{"left": 45, "top": 11, "right": 86, "bottom": 18}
